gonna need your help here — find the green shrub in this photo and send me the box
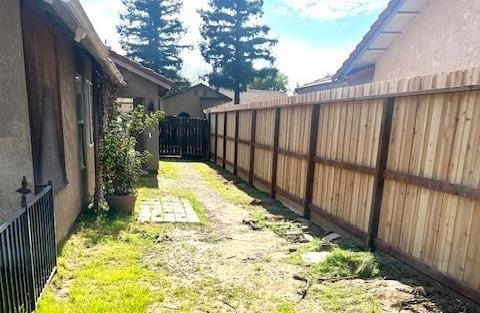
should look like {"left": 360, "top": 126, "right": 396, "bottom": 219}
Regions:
{"left": 102, "top": 105, "right": 164, "bottom": 196}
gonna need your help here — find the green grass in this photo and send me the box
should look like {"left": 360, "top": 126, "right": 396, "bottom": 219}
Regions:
{"left": 37, "top": 170, "right": 207, "bottom": 312}
{"left": 37, "top": 213, "right": 171, "bottom": 313}
{"left": 290, "top": 240, "right": 380, "bottom": 281}
{"left": 311, "top": 281, "right": 381, "bottom": 313}
{"left": 193, "top": 163, "right": 267, "bottom": 206}
{"left": 158, "top": 160, "right": 180, "bottom": 180}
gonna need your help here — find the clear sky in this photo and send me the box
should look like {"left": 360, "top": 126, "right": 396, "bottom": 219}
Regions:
{"left": 81, "top": 0, "right": 389, "bottom": 90}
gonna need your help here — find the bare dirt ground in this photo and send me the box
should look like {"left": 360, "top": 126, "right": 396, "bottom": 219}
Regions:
{"left": 148, "top": 161, "right": 477, "bottom": 313}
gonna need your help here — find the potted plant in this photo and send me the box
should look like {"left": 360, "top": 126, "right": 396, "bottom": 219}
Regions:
{"left": 102, "top": 104, "right": 163, "bottom": 214}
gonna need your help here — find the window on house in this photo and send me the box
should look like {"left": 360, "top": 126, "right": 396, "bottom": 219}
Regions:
{"left": 75, "top": 74, "right": 86, "bottom": 169}
{"left": 84, "top": 80, "right": 94, "bottom": 146}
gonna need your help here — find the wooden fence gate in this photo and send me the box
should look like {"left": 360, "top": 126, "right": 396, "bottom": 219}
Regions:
{"left": 159, "top": 116, "right": 208, "bottom": 158}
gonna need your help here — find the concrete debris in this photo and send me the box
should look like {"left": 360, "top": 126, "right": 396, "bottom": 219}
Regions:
{"left": 301, "top": 251, "right": 330, "bottom": 264}
{"left": 322, "top": 232, "right": 341, "bottom": 242}
{"left": 250, "top": 199, "right": 264, "bottom": 206}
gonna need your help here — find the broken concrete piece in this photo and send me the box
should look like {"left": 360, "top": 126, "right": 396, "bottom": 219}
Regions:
{"left": 322, "top": 232, "right": 341, "bottom": 242}
{"left": 301, "top": 251, "right": 330, "bottom": 264}
{"left": 302, "top": 234, "right": 314, "bottom": 242}
{"left": 250, "top": 199, "right": 264, "bottom": 206}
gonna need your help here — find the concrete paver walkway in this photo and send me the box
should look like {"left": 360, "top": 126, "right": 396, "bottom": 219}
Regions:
{"left": 138, "top": 195, "right": 200, "bottom": 224}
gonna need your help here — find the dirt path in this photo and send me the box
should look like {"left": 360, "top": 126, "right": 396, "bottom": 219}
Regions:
{"left": 150, "top": 161, "right": 475, "bottom": 313}
{"left": 153, "top": 162, "right": 316, "bottom": 312}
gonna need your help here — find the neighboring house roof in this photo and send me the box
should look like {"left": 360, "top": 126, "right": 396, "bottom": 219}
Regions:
{"left": 163, "top": 83, "right": 232, "bottom": 101}
{"left": 334, "top": 0, "right": 430, "bottom": 80}
{"left": 219, "top": 88, "right": 288, "bottom": 105}
{"left": 295, "top": 75, "right": 341, "bottom": 94}
{"left": 44, "top": 0, "right": 125, "bottom": 86}
{"left": 109, "top": 50, "right": 174, "bottom": 90}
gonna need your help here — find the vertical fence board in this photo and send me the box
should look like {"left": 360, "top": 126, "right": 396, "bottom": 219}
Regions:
{"left": 206, "top": 73, "right": 480, "bottom": 304}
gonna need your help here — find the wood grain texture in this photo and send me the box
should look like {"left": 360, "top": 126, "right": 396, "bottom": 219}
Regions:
{"left": 206, "top": 70, "right": 480, "bottom": 303}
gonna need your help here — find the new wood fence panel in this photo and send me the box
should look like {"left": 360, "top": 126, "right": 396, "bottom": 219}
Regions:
{"left": 253, "top": 109, "right": 275, "bottom": 192}
{"left": 225, "top": 112, "right": 236, "bottom": 172}
{"left": 237, "top": 110, "right": 252, "bottom": 181}
{"left": 216, "top": 113, "right": 225, "bottom": 166}
{"left": 311, "top": 99, "right": 383, "bottom": 233}
{"left": 205, "top": 68, "right": 480, "bottom": 303}
{"left": 276, "top": 105, "right": 311, "bottom": 212}
{"left": 378, "top": 91, "right": 480, "bottom": 294}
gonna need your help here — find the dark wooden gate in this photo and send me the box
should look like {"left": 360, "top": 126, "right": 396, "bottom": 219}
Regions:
{"left": 159, "top": 117, "right": 208, "bottom": 158}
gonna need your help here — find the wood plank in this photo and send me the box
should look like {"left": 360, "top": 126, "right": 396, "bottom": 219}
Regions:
{"left": 249, "top": 110, "right": 257, "bottom": 185}
{"left": 234, "top": 111, "right": 239, "bottom": 175}
{"left": 366, "top": 97, "right": 395, "bottom": 249}
{"left": 271, "top": 108, "right": 281, "bottom": 197}
{"left": 304, "top": 103, "right": 320, "bottom": 219}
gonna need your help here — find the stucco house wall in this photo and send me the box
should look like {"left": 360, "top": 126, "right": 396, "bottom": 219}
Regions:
{"left": 53, "top": 37, "right": 96, "bottom": 241}
{"left": 0, "top": 0, "right": 36, "bottom": 221}
{"left": 117, "top": 67, "right": 161, "bottom": 172}
{"left": 374, "top": 0, "right": 480, "bottom": 81}
{"left": 0, "top": 0, "right": 98, "bottom": 242}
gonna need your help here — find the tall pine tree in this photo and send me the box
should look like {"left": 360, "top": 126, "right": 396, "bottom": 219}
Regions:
{"left": 200, "top": 0, "right": 277, "bottom": 104}
{"left": 118, "top": 0, "right": 190, "bottom": 89}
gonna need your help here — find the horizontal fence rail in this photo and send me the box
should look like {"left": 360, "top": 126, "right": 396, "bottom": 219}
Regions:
{"left": 0, "top": 182, "right": 57, "bottom": 313}
{"left": 206, "top": 67, "right": 480, "bottom": 305}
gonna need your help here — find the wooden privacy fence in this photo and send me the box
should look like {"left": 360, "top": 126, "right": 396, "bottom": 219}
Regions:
{"left": 0, "top": 181, "right": 57, "bottom": 313}
{"left": 206, "top": 68, "right": 480, "bottom": 304}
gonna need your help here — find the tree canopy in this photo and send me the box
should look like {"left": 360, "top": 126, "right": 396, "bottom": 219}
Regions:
{"left": 249, "top": 67, "right": 288, "bottom": 91}
{"left": 200, "top": 0, "right": 277, "bottom": 104}
{"left": 118, "top": 0, "right": 190, "bottom": 89}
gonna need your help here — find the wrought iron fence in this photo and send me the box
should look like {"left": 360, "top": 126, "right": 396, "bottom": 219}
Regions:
{"left": 0, "top": 179, "right": 56, "bottom": 313}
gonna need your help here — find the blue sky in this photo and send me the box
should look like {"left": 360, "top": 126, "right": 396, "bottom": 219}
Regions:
{"left": 81, "top": 0, "right": 388, "bottom": 90}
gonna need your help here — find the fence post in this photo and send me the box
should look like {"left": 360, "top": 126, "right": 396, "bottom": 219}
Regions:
{"left": 303, "top": 103, "right": 321, "bottom": 219}
{"left": 17, "top": 176, "right": 35, "bottom": 311}
{"left": 366, "top": 97, "right": 395, "bottom": 250}
{"left": 208, "top": 113, "right": 212, "bottom": 160}
{"left": 248, "top": 109, "right": 257, "bottom": 185}
{"left": 223, "top": 112, "right": 227, "bottom": 169}
{"left": 233, "top": 111, "right": 239, "bottom": 175}
{"left": 214, "top": 113, "right": 218, "bottom": 164}
{"left": 270, "top": 108, "right": 281, "bottom": 198}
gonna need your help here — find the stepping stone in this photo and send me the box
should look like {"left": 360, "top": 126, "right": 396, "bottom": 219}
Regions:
{"left": 137, "top": 196, "right": 201, "bottom": 224}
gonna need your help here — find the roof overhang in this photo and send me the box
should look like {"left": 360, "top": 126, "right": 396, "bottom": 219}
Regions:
{"left": 43, "top": 0, "right": 125, "bottom": 86}
{"left": 109, "top": 50, "right": 174, "bottom": 91}
{"left": 334, "top": 0, "right": 429, "bottom": 80}
{"left": 164, "top": 83, "right": 232, "bottom": 101}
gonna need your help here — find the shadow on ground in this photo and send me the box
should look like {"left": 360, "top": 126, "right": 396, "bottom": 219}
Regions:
{"left": 200, "top": 159, "right": 478, "bottom": 313}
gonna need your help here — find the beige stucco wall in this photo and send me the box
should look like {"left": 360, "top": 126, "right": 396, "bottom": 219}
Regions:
{"left": 374, "top": 0, "right": 480, "bottom": 81}
{"left": 162, "top": 85, "right": 228, "bottom": 118}
{"left": 0, "top": 0, "right": 35, "bottom": 222}
{"left": 117, "top": 67, "right": 160, "bottom": 171}
{"left": 54, "top": 37, "right": 96, "bottom": 242}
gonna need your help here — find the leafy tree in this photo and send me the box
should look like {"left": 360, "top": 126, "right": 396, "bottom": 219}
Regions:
{"left": 118, "top": 0, "right": 190, "bottom": 85}
{"left": 200, "top": 0, "right": 277, "bottom": 104}
{"left": 249, "top": 67, "right": 288, "bottom": 91}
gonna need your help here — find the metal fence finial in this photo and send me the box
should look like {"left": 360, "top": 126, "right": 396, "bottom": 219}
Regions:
{"left": 16, "top": 176, "right": 32, "bottom": 207}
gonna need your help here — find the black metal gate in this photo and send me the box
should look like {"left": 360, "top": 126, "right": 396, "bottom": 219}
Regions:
{"left": 159, "top": 117, "right": 208, "bottom": 158}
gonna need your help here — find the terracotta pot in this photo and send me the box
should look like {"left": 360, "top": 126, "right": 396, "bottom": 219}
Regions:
{"left": 106, "top": 194, "right": 137, "bottom": 214}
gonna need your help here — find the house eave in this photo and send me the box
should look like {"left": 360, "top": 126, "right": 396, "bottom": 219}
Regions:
{"left": 44, "top": 0, "right": 125, "bottom": 86}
